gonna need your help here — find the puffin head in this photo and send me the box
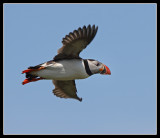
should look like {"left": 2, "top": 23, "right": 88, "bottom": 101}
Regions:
{"left": 87, "top": 59, "right": 111, "bottom": 75}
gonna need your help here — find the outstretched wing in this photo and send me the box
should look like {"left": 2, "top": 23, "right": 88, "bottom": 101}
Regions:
{"left": 54, "top": 24, "right": 98, "bottom": 60}
{"left": 52, "top": 80, "right": 82, "bottom": 102}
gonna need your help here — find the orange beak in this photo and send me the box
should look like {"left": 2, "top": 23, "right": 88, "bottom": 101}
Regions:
{"left": 100, "top": 65, "right": 111, "bottom": 75}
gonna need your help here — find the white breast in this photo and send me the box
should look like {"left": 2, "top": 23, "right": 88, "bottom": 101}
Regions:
{"left": 31, "top": 59, "right": 89, "bottom": 80}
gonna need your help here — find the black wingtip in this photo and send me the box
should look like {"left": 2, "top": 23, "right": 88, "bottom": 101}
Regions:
{"left": 78, "top": 97, "right": 83, "bottom": 102}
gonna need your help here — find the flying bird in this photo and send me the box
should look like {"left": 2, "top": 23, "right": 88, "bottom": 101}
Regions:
{"left": 22, "top": 25, "right": 111, "bottom": 101}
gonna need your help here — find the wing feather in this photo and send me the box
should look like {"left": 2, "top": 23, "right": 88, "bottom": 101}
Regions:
{"left": 52, "top": 80, "right": 82, "bottom": 101}
{"left": 54, "top": 25, "right": 98, "bottom": 60}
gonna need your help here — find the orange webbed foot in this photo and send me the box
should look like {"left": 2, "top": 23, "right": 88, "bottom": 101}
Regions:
{"left": 22, "top": 78, "right": 44, "bottom": 85}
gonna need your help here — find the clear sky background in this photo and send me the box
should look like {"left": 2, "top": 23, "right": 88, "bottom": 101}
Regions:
{"left": 4, "top": 4, "right": 157, "bottom": 135}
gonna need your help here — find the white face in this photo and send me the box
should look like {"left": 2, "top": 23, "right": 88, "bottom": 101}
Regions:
{"left": 87, "top": 59, "right": 104, "bottom": 74}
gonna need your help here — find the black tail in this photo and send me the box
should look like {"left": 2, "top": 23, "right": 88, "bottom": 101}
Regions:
{"left": 25, "top": 66, "right": 40, "bottom": 79}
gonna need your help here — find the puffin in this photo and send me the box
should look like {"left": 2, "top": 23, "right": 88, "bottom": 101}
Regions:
{"left": 22, "top": 25, "right": 111, "bottom": 102}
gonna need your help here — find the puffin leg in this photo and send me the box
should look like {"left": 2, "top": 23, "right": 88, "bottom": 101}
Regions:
{"left": 22, "top": 66, "right": 45, "bottom": 74}
{"left": 22, "top": 77, "right": 44, "bottom": 85}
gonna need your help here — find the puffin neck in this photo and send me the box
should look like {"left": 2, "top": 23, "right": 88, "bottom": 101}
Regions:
{"left": 83, "top": 59, "right": 93, "bottom": 76}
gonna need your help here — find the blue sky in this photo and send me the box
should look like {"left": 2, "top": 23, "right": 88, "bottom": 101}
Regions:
{"left": 4, "top": 4, "right": 157, "bottom": 135}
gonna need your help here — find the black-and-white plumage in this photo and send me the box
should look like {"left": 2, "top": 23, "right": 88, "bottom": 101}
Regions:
{"left": 22, "top": 25, "right": 111, "bottom": 102}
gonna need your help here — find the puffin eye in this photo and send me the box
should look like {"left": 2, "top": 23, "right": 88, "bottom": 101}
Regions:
{"left": 96, "top": 62, "right": 100, "bottom": 66}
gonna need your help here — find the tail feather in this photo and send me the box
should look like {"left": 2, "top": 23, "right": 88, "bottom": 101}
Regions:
{"left": 25, "top": 73, "right": 37, "bottom": 79}
{"left": 22, "top": 66, "right": 45, "bottom": 85}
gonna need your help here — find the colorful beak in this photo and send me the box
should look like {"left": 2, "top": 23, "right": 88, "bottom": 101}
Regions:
{"left": 100, "top": 65, "right": 111, "bottom": 75}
